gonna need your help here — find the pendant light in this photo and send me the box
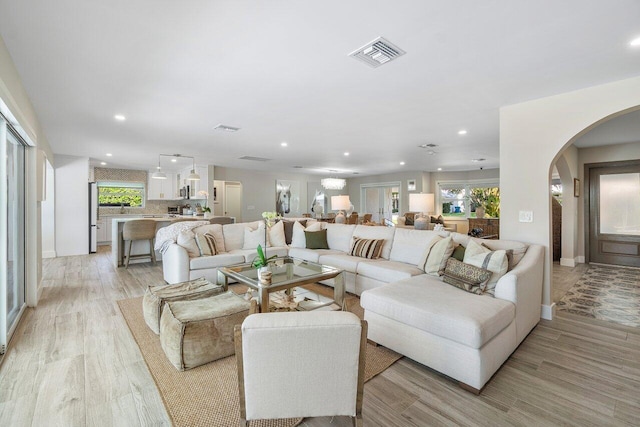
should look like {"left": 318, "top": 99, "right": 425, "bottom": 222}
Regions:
{"left": 188, "top": 156, "right": 200, "bottom": 181}
{"left": 152, "top": 154, "right": 167, "bottom": 179}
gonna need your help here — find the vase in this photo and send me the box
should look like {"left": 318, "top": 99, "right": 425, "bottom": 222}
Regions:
{"left": 476, "top": 206, "right": 485, "bottom": 219}
{"left": 258, "top": 266, "right": 272, "bottom": 286}
{"left": 204, "top": 212, "right": 212, "bottom": 219}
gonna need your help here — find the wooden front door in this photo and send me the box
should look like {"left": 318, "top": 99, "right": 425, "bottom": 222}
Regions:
{"left": 587, "top": 160, "right": 640, "bottom": 267}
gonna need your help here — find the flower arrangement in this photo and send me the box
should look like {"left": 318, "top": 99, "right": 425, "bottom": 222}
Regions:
{"left": 198, "top": 191, "right": 211, "bottom": 212}
{"left": 261, "top": 211, "right": 280, "bottom": 227}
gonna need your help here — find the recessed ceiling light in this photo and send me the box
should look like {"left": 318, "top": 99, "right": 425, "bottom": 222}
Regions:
{"left": 400, "top": 161, "right": 405, "bottom": 165}
{"left": 458, "top": 130, "right": 467, "bottom": 135}
{"left": 344, "top": 152, "right": 350, "bottom": 156}
{"left": 437, "top": 167, "right": 442, "bottom": 171}
{"left": 100, "top": 162, "right": 107, "bottom": 165}
{"left": 281, "top": 142, "right": 288, "bottom": 147}
{"left": 630, "top": 36, "right": 640, "bottom": 46}
{"left": 106, "top": 153, "right": 112, "bottom": 157}
{"left": 114, "top": 114, "right": 126, "bottom": 121}
{"left": 171, "top": 158, "right": 177, "bottom": 162}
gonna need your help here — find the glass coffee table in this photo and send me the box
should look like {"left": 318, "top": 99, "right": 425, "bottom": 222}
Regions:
{"left": 217, "top": 257, "right": 345, "bottom": 313}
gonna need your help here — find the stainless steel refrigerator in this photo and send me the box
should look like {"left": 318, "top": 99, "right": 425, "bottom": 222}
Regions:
{"left": 89, "top": 182, "right": 98, "bottom": 253}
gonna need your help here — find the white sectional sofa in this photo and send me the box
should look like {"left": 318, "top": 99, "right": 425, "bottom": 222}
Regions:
{"left": 160, "top": 219, "right": 544, "bottom": 392}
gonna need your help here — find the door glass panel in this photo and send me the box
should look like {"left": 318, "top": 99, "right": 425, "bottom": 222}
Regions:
{"left": 6, "top": 128, "right": 25, "bottom": 328}
{"left": 600, "top": 173, "right": 640, "bottom": 235}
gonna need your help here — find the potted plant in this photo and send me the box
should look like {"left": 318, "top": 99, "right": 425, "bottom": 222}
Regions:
{"left": 252, "top": 244, "right": 277, "bottom": 285}
{"left": 198, "top": 191, "right": 211, "bottom": 218}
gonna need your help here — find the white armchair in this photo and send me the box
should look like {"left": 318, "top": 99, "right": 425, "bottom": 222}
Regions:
{"left": 234, "top": 311, "right": 367, "bottom": 426}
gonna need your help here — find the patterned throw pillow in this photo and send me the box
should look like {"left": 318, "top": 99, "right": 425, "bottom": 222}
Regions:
{"left": 195, "top": 233, "right": 218, "bottom": 256}
{"left": 463, "top": 240, "right": 508, "bottom": 295}
{"left": 442, "top": 258, "right": 493, "bottom": 295}
{"left": 350, "top": 237, "right": 384, "bottom": 259}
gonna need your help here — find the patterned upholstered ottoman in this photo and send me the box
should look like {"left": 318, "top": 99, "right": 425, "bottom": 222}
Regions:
{"left": 160, "top": 291, "right": 252, "bottom": 371}
{"left": 143, "top": 277, "right": 224, "bottom": 334}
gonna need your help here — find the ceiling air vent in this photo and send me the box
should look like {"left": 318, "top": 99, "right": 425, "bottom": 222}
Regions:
{"left": 349, "top": 37, "right": 406, "bottom": 68}
{"left": 239, "top": 156, "right": 271, "bottom": 162}
{"left": 214, "top": 124, "right": 240, "bottom": 132}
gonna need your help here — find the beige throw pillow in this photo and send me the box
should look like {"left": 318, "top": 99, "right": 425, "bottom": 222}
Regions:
{"left": 423, "top": 236, "right": 455, "bottom": 276}
{"left": 268, "top": 220, "right": 287, "bottom": 247}
{"left": 242, "top": 223, "right": 267, "bottom": 250}
{"left": 177, "top": 231, "right": 201, "bottom": 258}
{"left": 195, "top": 233, "right": 218, "bottom": 256}
{"left": 291, "top": 221, "right": 322, "bottom": 248}
{"left": 463, "top": 240, "right": 508, "bottom": 295}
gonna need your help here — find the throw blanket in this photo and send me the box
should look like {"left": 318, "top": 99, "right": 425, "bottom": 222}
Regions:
{"left": 155, "top": 220, "right": 209, "bottom": 253}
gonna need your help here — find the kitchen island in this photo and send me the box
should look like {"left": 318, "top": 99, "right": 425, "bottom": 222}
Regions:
{"left": 110, "top": 216, "right": 205, "bottom": 268}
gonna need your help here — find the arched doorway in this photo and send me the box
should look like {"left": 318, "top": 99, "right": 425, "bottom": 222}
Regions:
{"left": 500, "top": 75, "right": 640, "bottom": 320}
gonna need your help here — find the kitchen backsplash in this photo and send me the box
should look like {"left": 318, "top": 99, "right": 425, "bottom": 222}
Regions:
{"left": 95, "top": 167, "right": 199, "bottom": 215}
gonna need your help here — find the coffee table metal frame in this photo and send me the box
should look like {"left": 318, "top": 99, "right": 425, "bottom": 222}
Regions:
{"left": 216, "top": 256, "right": 345, "bottom": 313}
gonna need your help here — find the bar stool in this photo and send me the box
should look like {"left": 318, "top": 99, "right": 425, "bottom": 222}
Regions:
{"left": 123, "top": 220, "right": 157, "bottom": 268}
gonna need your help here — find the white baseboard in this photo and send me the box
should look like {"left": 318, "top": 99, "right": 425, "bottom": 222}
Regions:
{"left": 559, "top": 258, "right": 576, "bottom": 267}
{"left": 541, "top": 303, "right": 555, "bottom": 320}
{"left": 576, "top": 256, "right": 585, "bottom": 264}
{"left": 42, "top": 250, "right": 57, "bottom": 259}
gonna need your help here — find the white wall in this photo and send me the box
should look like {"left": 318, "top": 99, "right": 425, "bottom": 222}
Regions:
{"left": 554, "top": 147, "right": 579, "bottom": 266}
{"left": 500, "top": 75, "right": 640, "bottom": 319}
{"left": 0, "top": 35, "right": 52, "bottom": 307}
{"left": 54, "top": 155, "right": 90, "bottom": 256}
{"left": 41, "top": 160, "right": 56, "bottom": 258}
{"left": 577, "top": 141, "right": 640, "bottom": 260}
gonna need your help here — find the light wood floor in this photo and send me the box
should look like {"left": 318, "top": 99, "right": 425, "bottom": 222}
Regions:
{"left": 1, "top": 248, "right": 639, "bottom": 426}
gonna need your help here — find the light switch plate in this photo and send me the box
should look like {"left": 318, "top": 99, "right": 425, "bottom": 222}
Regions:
{"left": 519, "top": 210, "right": 533, "bottom": 223}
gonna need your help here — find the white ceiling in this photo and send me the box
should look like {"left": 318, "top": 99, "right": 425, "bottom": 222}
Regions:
{"left": 573, "top": 109, "right": 640, "bottom": 148}
{"left": 1, "top": 1, "right": 639, "bottom": 176}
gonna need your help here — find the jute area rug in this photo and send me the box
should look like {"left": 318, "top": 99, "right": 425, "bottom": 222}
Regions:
{"left": 117, "top": 284, "right": 401, "bottom": 427}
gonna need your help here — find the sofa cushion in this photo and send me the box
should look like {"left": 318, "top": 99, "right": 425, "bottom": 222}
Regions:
{"left": 350, "top": 237, "right": 385, "bottom": 259}
{"left": 223, "top": 221, "right": 261, "bottom": 251}
{"left": 288, "top": 248, "right": 342, "bottom": 263}
{"left": 324, "top": 223, "right": 357, "bottom": 252}
{"left": 389, "top": 228, "right": 439, "bottom": 266}
{"left": 291, "top": 221, "right": 322, "bottom": 248}
{"left": 463, "top": 240, "right": 508, "bottom": 294}
{"left": 229, "top": 247, "right": 289, "bottom": 263}
{"left": 305, "top": 229, "right": 329, "bottom": 249}
{"left": 356, "top": 260, "right": 424, "bottom": 283}
{"left": 318, "top": 254, "right": 368, "bottom": 274}
{"left": 190, "top": 253, "right": 246, "bottom": 270}
{"left": 360, "top": 276, "right": 515, "bottom": 349}
{"left": 442, "top": 258, "right": 492, "bottom": 295}
{"left": 450, "top": 233, "right": 528, "bottom": 271}
{"left": 451, "top": 244, "right": 466, "bottom": 261}
{"left": 352, "top": 225, "right": 396, "bottom": 259}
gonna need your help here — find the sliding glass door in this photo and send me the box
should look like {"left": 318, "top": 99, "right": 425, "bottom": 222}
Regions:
{"left": 1, "top": 115, "right": 26, "bottom": 352}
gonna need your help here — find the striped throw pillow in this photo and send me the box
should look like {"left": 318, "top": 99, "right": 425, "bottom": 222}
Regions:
{"left": 350, "top": 237, "right": 384, "bottom": 259}
{"left": 195, "top": 233, "right": 218, "bottom": 256}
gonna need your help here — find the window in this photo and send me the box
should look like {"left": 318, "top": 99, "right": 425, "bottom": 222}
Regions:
{"left": 98, "top": 181, "right": 145, "bottom": 207}
{"left": 438, "top": 180, "right": 500, "bottom": 218}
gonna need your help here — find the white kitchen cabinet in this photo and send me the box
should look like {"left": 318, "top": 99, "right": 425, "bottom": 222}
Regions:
{"left": 177, "top": 165, "right": 209, "bottom": 199}
{"left": 96, "top": 218, "right": 108, "bottom": 244}
{"left": 148, "top": 170, "right": 176, "bottom": 200}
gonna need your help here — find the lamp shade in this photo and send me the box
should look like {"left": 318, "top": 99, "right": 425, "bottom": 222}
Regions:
{"left": 187, "top": 169, "right": 200, "bottom": 181}
{"left": 331, "top": 195, "right": 351, "bottom": 211}
{"left": 409, "top": 193, "right": 435, "bottom": 214}
{"left": 152, "top": 171, "right": 167, "bottom": 179}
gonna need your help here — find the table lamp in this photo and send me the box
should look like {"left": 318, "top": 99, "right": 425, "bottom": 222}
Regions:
{"left": 409, "top": 193, "right": 435, "bottom": 230}
{"left": 331, "top": 195, "right": 351, "bottom": 224}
